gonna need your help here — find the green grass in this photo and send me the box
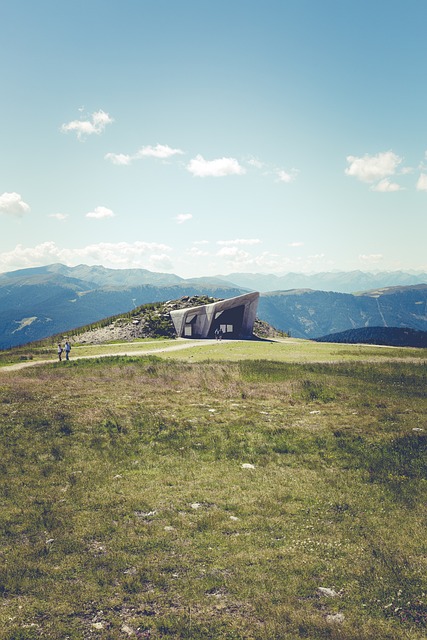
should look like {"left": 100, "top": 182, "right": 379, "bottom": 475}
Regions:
{"left": 0, "top": 341, "right": 426, "bottom": 639}
{"left": 160, "top": 338, "right": 427, "bottom": 363}
{"left": 2, "top": 337, "right": 426, "bottom": 369}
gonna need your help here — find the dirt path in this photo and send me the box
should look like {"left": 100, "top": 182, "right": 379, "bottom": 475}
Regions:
{"left": 0, "top": 340, "right": 220, "bottom": 373}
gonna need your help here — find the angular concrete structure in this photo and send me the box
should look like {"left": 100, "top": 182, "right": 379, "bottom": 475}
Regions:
{"left": 170, "top": 291, "right": 259, "bottom": 339}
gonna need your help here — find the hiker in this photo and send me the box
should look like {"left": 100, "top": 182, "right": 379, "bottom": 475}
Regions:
{"left": 57, "top": 343, "right": 63, "bottom": 361}
{"left": 64, "top": 341, "right": 71, "bottom": 360}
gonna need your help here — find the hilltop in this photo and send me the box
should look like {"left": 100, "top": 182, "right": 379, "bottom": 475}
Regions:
{"left": 52, "top": 296, "right": 285, "bottom": 346}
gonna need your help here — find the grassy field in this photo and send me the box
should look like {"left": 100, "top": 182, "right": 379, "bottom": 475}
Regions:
{"left": 0, "top": 339, "right": 178, "bottom": 368}
{"left": 1, "top": 337, "right": 426, "bottom": 369}
{"left": 0, "top": 339, "right": 426, "bottom": 639}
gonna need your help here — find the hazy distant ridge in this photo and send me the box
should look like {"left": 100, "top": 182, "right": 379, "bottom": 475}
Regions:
{"left": 218, "top": 270, "right": 427, "bottom": 293}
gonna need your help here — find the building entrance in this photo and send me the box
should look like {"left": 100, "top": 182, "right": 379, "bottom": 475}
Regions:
{"left": 210, "top": 305, "right": 245, "bottom": 339}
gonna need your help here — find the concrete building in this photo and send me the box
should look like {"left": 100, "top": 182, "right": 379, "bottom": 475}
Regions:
{"left": 170, "top": 291, "right": 259, "bottom": 339}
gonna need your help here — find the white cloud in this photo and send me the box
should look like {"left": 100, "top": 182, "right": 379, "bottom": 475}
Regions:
{"left": 288, "top": 241, "right": 304, "bottom": 247}
{"left": 217, "top": 238, "right": 261, "bottom": 246}
{"left": 175, "top": 213, "right": 193, "bottom": 224}
{"left": 371, "top": 178, "right": 403, "bottom": 192}
{"left": 146, "top": 253, "right": 174, "bottom": 271}
{"left": 416, "top": 173, "right": 427, "bottom": 191}
{"left": 72, "top": 242, "right": 172, "bottom": 269}
{"left": 359, "top": 254, "right": 383, "bottom": 265}
{"left": 187, "top": 246, "right": 209, "bottom": 258}
{"left": 104, "top": 152, "right": 132, "bottom": 166}
{"left": 0, "top": 242, "right": 65, "bottom": 271}
{"left": 215, "top": 247, "right": 290, "bottom": 272}
{"left": 0, "top": 241, "right": 173, "bottom": 273}
{"left": 49, "top": 213, "right": 68, "bottom": 220}
{"left": 136, "top": 144, "right": 184, "bottom": 159}
{"left": 105, "top": 144, "right": 184, "bottom": 165}
{"left": 217, "top": 246, "right": 251, "bottom": 260}
{"left": 0, "top": 192, "right": 30, "bottom": 216}
{"left": 207, "top": 244, "right": 336, "bottom": 274}
{"left": 246, "top": 156, "right": 300, "bottom": 183}
{"left": 187, "top": 155, "right": 246, "bottom": 177}
{"left": 276, "top": 168, "right": 298, "bottom": 183}
{"left": 86, "top": 206, "right": 115, "bottom": 219}
{"left": 61, "top": 109, "right": 113, "bottom": 140}
{"left": 246, "top": 157, "right": 264, "bottom": 169}
{"left": 345, "top": 151, "right": 402, "bottom": 184}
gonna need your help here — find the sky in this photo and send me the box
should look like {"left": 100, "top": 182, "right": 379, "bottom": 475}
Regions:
{"left": 1, "top": 0, "right": 426, "bottom": 278}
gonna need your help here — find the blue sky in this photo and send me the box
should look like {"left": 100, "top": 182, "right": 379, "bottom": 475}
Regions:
{"left": 1, "top": 0, "right": 426, "bottom": 277}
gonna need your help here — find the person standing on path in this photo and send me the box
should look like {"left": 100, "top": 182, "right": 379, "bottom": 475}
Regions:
{"left": 57, "top": 344, "right": 63, "bottom": 361}
{"left": 64, "top": 341, "right": 71, "bottom": 361}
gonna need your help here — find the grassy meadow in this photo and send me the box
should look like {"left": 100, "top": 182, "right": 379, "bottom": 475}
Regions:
{"left": 0, "top": 339, "right": 426, "bottom": 639}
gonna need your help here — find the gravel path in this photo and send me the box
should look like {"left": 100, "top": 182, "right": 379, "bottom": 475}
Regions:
{"left": 0, "top": 340, "right": 220, "bottom": 373}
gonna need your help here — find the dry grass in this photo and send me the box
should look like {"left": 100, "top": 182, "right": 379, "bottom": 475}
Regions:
{"left": 0, "top": 346, "right": 426, "bottom": 639}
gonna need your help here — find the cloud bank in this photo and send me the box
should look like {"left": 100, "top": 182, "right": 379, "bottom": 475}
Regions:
{"left": 217, "top": 239, "right": 261, "bottom": 246}
{"left": 416, "top": 173, "right": 427, "bottom": 191}
{"left": 105, "top": 144, "right": 184, "bottom": 166}
{"left": 345, "top": 151, "right": 403, "bottom": 190}
{"left": 136, "top": 144, "right": 184, "bottom": 159}
{"left": 86, "top": 206, "right": 115, "bottom": 219}
{"left": 0, "top": 192, "right": 30, "bottom": 216}
{"left": 187, "top": 155, "right": 246, "bottom": 177}
{"left": 175, "top": 214, "right": 193, "bottom": 224}
{"left": 0, "top": 241, "right": 173, "bottom": 273}
{"left": 61, "top": 110, "right": 114, "bottom": 140}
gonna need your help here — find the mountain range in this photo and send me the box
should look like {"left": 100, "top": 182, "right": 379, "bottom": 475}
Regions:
{"left": 4, "top": 263, "right": 427, "bottom": 293}
{"left": 257, "top": 285, "right": 427, "bottom": 339}
{"left": 215, "top": 269, "right": 427, "bottom": 294}
{"left": 0, "top": 263, "right": 426, "bottom": 348}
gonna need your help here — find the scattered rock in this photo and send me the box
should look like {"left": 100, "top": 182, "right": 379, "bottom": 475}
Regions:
{"left": 92, "top": 622, "right": 105, "bottom": 630}
{"left": 191, "top": 502, "right": 201, "bottom": 509}
{"left": 241, "top": 463, "right": 255, "bottom": 469}
{"left": 121, "top": 624, "right": 135, "bottom": 636}
{"left": 326, "top": 613, "right": 345, "bottom": 623}
{"left": 318, "top": 587, "right": 339, "bottom": 597}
